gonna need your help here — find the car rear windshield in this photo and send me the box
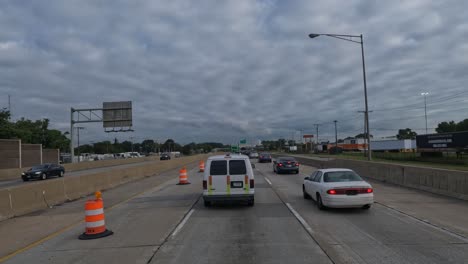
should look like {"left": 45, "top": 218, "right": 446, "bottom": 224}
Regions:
{"left": 323, "top": 171, "right": 363, "bottom": 182}
{"left": 229, "top": 160, "right": 247, "bottom": 175}
{"left": 210, "top": 160, "right": 227, "bottom": 175}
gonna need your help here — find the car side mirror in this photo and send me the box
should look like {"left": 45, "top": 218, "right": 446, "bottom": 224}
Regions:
{"left": 251, "top": 164, "right": 256, "bottom": 169}
{"left": 304, "top": 177, "right": 309, "bottom": 180}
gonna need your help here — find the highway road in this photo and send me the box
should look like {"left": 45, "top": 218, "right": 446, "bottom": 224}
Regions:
{"left": 2, "top": 161, "right": 468, "bottom": 263}
{"left": 0, "top": 159, "right": 159, "bottom": 189}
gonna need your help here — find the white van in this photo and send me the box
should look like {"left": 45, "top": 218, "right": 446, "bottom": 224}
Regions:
{"left": 203, "top": 154, "right": 255, "bottom": 206}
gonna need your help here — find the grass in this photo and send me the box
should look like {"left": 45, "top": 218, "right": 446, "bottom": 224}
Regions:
{"left": 299, "top": 152, "right": 468, "bottom": 171}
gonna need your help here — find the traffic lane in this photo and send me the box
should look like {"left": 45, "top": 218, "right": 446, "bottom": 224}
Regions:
{"left": 0, "top": 159, "right": 160, "bottom": 189}
{"left": 150, "top": 170, "right": 333, "bottom": 264}
{"left": 257, "top": 162, "right": 468, "bottom": 264}
{"left": 3, "top": 167, "right": 203, "bottom": 264}
{"left": 368, "top": 179, "right": 468, "bottom": 238}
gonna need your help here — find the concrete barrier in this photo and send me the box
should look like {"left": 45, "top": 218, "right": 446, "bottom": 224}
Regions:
{"left": 0, "top": 154, "right": 210, "bottom": 221}
{"left": 285, "top": 155, "right": 468, "bottom": 201}
{"left": 0, "top": 155, "right": 162, "bottom": 181}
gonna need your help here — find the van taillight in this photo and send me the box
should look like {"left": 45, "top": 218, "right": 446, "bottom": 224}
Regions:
{"left": 250, "top": 179, "right": 254, "bottom": 188}
{"left": 203, "top": 180, "right": 207, "bottom": 190}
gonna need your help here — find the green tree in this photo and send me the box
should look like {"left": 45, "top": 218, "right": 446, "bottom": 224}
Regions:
{"left": 436, "top": 121, "right": 457, "bottom": 133}
{"left": 141, "top": 139, "right": 156, "bottom": 153}
{"left": 396, "top": 128, "right": 417, "bottom": 140}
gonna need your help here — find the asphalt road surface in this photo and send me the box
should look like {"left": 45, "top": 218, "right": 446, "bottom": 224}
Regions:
{"left": 3, "top": 161, "right": 468, "bottom": 264}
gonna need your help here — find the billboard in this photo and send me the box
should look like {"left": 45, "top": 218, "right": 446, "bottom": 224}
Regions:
{"left": 303, "top": 134, "right": 314, "bottom": 138}
{"left": 416, "top": 131, "right": 468, "bottom": 151}
{"left": 102, "top": 101, "right": 132, "bottom": 128}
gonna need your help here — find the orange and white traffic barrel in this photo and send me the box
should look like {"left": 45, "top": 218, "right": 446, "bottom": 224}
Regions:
{"left": 79, "top": 191, "right": 113, "bottom": 240}
{"left": 177, "top": 167, "right": 190, "bottom": 185}
{"left": 199, "top": 160, "right": 205, "bottom": 172}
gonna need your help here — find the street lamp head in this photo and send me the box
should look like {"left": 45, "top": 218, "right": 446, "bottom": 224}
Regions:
{"left": 308, "top": 33, "right": 321, "bottom": 39}
{"left": 421, "top": 92, "right": 429, "bottom": 96}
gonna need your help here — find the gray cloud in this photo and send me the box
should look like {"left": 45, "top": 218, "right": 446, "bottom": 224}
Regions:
{"left": 1, "top": 0, "right": 468, "bottom": 145}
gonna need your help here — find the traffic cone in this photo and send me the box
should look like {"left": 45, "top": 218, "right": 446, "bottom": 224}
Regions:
{"left": 199, "top": 160, "right": 205, "bottom": 172}
{"left": 177, "top": 167, "right": 190, "bottom": 185}
{"left": 79, "top": 191, "right": 113, "bottom": 240}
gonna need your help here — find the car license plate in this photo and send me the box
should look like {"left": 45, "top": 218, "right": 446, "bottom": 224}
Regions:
{"left": 231, "top": 181, "right": 243, "bottom": 188}
{"left": 346, "top": 190, "right": 357, "bottom": 195}
{"left": 286, "top": 165, "right": 291, "bottom": 167}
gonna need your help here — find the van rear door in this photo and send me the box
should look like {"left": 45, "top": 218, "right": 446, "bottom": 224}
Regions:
{"left": 209, "top": 160, "right": 228, "bottom": 195}
{"left": 228, "top": 159, "right": 249, "bottom": 195}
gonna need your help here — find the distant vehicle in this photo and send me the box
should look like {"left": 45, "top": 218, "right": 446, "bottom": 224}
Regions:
{"left": 160, "top": 153, "right": 171, "bottom": 160}
{"left": 258, "top": 153, "right": 272, "bottom": 163}
{"left": 303, "top": 168, "right": 373, "bottom": 210}
{"left": 174, "top": 153, "right": 181, "bottom": 158}
{"left": 273, "top": 157, "right": 299, "bottom": 174}
{"left": 21, "top": 163, "right": 65, "bottom": 181}
{"left": 126, "top": 152, "right": 141, "bottom": 158}
{"left": 203, "top": 154, "right": 255, "bottom": 206}
{"left": 248, "top": 152, "right": 259, "bottom": 159}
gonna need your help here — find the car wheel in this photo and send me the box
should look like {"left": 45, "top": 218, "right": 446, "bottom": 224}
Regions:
{"left": 317, "top": 194, "right": 326, "bottom": 210}
{"left": 362, "top": 204, "right": 371, "bottom": 210}
{"left": 204, "top": 200, "right": 211, "bottom": 207}
{"left": 40, "top": 173, "right": 47, "bottom": 180}
{"left": 247, "top": 199, "right": 255, "bottom": 206}
{"left": 303, "top": 186, "right": 311, "bottom": 199}
{"left": 59, "top": 171, "right": 64, "bottom": 177}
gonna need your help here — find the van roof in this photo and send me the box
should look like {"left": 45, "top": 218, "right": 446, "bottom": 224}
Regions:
{"left": 208, "top": 154, "right": 248, "bottom": 160}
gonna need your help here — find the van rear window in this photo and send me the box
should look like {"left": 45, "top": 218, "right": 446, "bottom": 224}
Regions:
{"left": 229, "top": 160, "right": 247, "bottom": 175}
{"left": 210, "top": 160, "right": 227, "bottom": 175}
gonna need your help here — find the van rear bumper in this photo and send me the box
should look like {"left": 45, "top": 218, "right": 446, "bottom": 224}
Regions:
{"left": 203, "top": 194, "right": 254, "bottom": 202}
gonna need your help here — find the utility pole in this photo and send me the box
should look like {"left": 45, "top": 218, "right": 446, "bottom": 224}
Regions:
{"left": 130, "top": 137, "right": 134, "bottom": 152}
{"left": 8, "top": 94, "right": 11, "bottom": 113}
{"left": 421, "top": 92, "right": 429, "bottom": 134}
{"left": 314, "top": 124, "right": 320, "bottom": 145}
{"left": 334, "top": 120, "right": 338, "bottom": 150}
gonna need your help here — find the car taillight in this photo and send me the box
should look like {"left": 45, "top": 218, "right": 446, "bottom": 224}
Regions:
{"left": 327, "top": 189, "right": 346, "bottom": 195}
{"left": 203, "top": 180, "right": 207, "bottom": 190}
{"left": 366, "top": 188, "right": 373, "bottom": 193}
{"left": 278, "top": 163, "right": 283, "bottom": 167}
{"left": 295, "top": 163, "right": 299, "bottom": 166}
{"left": 287, "top": 161, "right": 291, "bottom": 164}
{"left": 250, "top": 179, "right": 254, "bottom": 188}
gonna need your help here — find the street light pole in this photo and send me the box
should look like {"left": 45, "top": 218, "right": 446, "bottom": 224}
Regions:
{"left": 308, "top": 33, "right": 372, "bottom": 160}
{"left": 421, "top": 92, "right": 429, "bottom": 134}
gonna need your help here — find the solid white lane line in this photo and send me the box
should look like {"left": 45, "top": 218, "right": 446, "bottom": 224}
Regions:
{"left": 285, "top": 203, "right": 314, "bottom": 234}
{"left": 264, "top": 177, "right": 272, "bottom": 185}
{"left": 171, "top": 209, "right": 195, "bottom": 238}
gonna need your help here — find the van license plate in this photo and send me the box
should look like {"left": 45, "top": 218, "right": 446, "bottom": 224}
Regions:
{"left": 231, "top": 181, "right": 243, "bottom": 188}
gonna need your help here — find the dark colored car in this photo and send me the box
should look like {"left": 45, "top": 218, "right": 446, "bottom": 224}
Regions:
{"left": 273, "top": 157, "right": 299, "bottom": 174}
{"left": 21, "top": 163, "right": 65, "bottom": 181}
{"left": 258, "top": 153, "right": 272, "bottom": 163}
{"left": 160, "top": 153, "right": 171, "bottom": 160}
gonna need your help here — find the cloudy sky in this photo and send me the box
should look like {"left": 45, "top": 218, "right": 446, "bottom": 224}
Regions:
{"left": 1, "top": 0, "right": 468, "bottom": 145}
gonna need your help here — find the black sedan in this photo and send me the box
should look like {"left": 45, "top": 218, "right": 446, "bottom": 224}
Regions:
{"left": 160, "top": 153, "right": 171, "bottom": 160}
{"left": 258, "top": 153, "right": 272, "bottom": 163}
{"left": 22, "top": 163, "right": 65, "bottom": 181}
{"left": 273, "top": 157, "right": 299, "bottom": 174}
